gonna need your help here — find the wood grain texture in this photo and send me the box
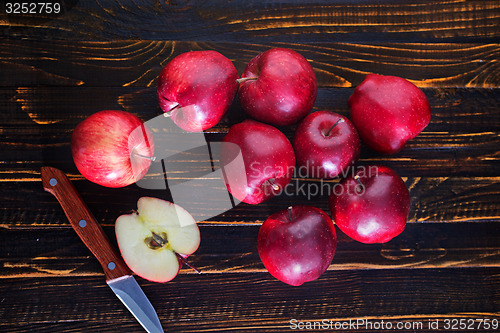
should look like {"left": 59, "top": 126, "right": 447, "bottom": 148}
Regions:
{"left": 0, "top": 269, "right": 498, "bottom": 332}
{"left": 1, "top": 86, "right": 499, "bottom": 179}
{"left": 3, "top": 87, "right": 500, "bottom": 132}
{"left": 1, "top": 222, "right": 500, "bottom": 278}
{"left": 1, "top": 1, "right": 499, "bottom": 331}
{"left": 2, "top": 315, "right": 500, "bottom": 333}
{"left": 1, "top": 138, "right": 499, "bottom": 177}
{"left": 1, "top": 176, "right": 499, "bottom": 229}
{"left": 1, "top": 0, "right": 499, "bottom": 43}
{"left": 1, "top": 41, "right": 499, "bottom": 88}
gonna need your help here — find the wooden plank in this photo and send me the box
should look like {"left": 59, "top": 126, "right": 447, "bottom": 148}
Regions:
{"left": 2, "top": 313, "right": 500, "bottom": 333}
{"left": 1, "top": 41, "right": 499, "bottom": 88}
{"left": 1, "top": 222, "right": 500, "bottom": 278}
{"left": 0, "top": 135, "right": 498, "bottom": 177}
{"left": 0, "top": 269, "right": 498, "bottom": 330}
{"left": 1, "top": 0, "right": 498, "bottom": 43}
{"left": 0, "top": 176, "right": 499, "bottom": 228}
{"left": 3, "top": 87, "right": 500, "bottom": 132}
{"left": 1, "top": 85, "right": 499, "bottom": 177}
{"left": 5, "top": 131, "right": 497, "bottom": 175}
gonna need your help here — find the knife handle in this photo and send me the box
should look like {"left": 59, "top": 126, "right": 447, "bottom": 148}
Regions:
{"left": 41, "top": 166, "right": 132, "bottom": 281}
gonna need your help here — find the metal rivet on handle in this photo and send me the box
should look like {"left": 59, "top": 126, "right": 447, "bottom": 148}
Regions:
{"left": 79, "top": 219, "right": 87, "bottom": 228}
{"left": 49, "top": 178, "right": 57, "bottom": 186}
{"left": 108, "top": 262, "right": 116, "bottom": 270}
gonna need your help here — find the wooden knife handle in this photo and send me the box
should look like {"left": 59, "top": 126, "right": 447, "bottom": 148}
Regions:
{"left": 41, "top": 166, "right": 132, "bottom": 281}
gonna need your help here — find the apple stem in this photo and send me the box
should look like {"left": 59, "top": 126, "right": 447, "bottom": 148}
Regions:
{"left": 324, "top": 118, "right": 345, "bottom": 137}
{"left": 353, "top": 175, "right": 364, "bottom": 194}
{"left": 145, "top": 232, "right": 168, "bottom": 250}
{"left": 163, "top": 103, "right": 180, "bottom": 118}
{"left": 175, "top": 253, "right": 201, "bottom": 274}
{"left": 288, "top": 206, "right": 293, "bottom": 222}
{"left": 236, "top": 77, "right": 258, "bottom": 84}
{"left": 266, "top": 179, "right": 280, "bottom": 191}
{"left": 133, "top": 151, "right": 156, "bottom": 162}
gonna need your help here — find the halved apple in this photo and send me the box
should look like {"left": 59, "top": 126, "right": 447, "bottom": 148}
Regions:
{"left": 115, "top": 197, "right": 200, "bottom": 283}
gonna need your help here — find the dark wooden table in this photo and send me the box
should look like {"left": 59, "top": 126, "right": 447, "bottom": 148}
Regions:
{"left": 1, "top": 1, "right": 499, "bottom": 332}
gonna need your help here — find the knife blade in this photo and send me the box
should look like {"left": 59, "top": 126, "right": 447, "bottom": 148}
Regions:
{"left": 41, "top": 166, "right": 164, "bottom": 333}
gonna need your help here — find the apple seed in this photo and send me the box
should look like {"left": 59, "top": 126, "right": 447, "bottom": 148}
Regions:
{"left": 145, "top": 232, "right": 168, "bottom": 250}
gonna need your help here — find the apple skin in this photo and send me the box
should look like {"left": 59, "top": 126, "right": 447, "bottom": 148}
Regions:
{"left": 348, "top": 74, "right": 431, "bottom": 154}
{"left": 71, "top": 110, "right": 154, "bottom": 188}
{"left": 238, "top": 48, "right": 317, "bottom": 126}
{"left": 157, "top": 50, "right": 239, "bottom": 132}
{"left": 258, "top": 205, "right": 337, "bottom": 286}
{"left": 329, "top": 165, "right": 410, "bottom": 244}
{"left": 221, "top": 119, "right": 295, "bottom": 205}
{"left": 293, "top": 111, "right": 360, "bottom": 179}
{"left": 115, "top": 197, "right": 200, "bottom": 283}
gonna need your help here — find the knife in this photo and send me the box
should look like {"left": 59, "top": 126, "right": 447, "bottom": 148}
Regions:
{"left": 41, "top": 166, "right": 164, "bottom": 333}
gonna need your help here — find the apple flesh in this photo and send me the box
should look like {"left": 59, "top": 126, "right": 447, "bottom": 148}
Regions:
{"left": 220, "top": 119, "right": 295, "bottom": 205}
{"left": 348, "top": 74, "right": 431, "bottom": 154}
{"left": 157, "top": 50, "right": 239, "bottom": 132}
{"left": 238, "top": 48, "right": 317, "bottom": 126}
{"left": 71, "top": 110, "right": 154, "bottom": 188}
{"left": 329, "top": 165, "right": 410, "bottom": 244}
{"left": 258, "top": 205, "right": 337, "bottom": 286}
{"left": 115, "top": 197, "right": 200, "bottom": 283}
{"left": 293, "top": 111, "right": 360, "bottom": 179}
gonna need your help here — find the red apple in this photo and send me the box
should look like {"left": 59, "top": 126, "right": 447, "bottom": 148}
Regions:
{"left": 71, "top": 110, "right": 154, "bottom": 188}
{"left": 348, "top": 74, "right": 431, "bottom": 154}
{"left": 293, "top": 111, "right": 360, "bottom": 179}
{"left": 258, "top": 205, "right": 337, "bottom": 286}
{"left": 238, "top": 48, "right": 317, "bottom": 126}
{"left": 329, "top": 165, "right": 410, "bottom": 244}
{"left": 157, "top": 50, "right": 239, "bottom": 132}
{"left": 115, "top": 197, "right": 200, "bottom": 283}
{"left": 220, "top": 119, "right": 295, "bottom": 205}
